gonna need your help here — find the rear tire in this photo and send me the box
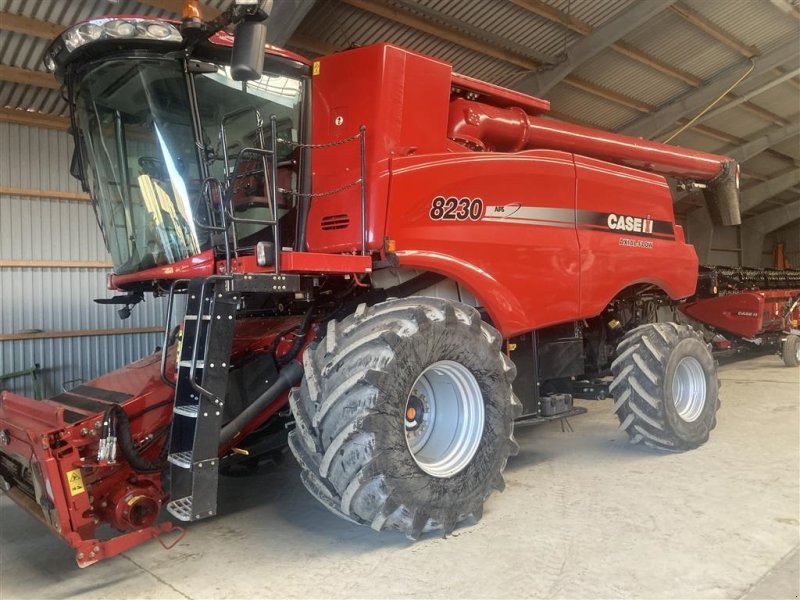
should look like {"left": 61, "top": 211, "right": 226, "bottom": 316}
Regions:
{"left": 782, "top": 334, "right": 800, "bottom": 367}
{"left": 610, "top": 322, "right": 719, "bottom": 452}
{"left": 288, "top": 297, "right": 521, "bottom": 539}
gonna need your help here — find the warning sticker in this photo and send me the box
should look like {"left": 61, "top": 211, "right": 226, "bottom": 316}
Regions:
{"left": 66, "top": 468, "right": 85, "bottom": 496}
{"left": 312, "top": 61, "right": 320, "bottom": 76}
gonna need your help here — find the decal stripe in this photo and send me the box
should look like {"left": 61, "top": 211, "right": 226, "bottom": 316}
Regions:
{"left": 483, "top": 205, "right": 675, "bottom": 240}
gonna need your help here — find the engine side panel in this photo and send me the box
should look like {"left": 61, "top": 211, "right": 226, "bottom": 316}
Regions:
{"left": 385, "top": 150, "right": 698, "bottom": 337}
{"left": 386, "top": 149, "right": 581, "bottom": 336}
{"left": 575, "top": 155, "right": 699, "bottom": 316}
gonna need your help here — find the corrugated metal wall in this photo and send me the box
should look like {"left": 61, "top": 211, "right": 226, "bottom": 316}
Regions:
{"left": 0, "top": 122, "right": 167, "bottom": 398}
{"left": 766, "top": 220, "right": 800, "bottom": 269}
{"left": 707, "top": 225, "right": 742, "bottom": 267}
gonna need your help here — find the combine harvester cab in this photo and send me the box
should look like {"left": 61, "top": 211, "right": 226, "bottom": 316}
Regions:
{"left": 1, "top": 1, "right": 743, "bottom": 566}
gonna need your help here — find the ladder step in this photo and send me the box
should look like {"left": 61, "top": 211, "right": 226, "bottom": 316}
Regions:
{"left": 174, "top": 404, "right": 199, "bottom": 418}
{"left": 178, "top": 360, "right": 204, "bottom": 368}
{"left": 165, "top": 496, "right": 193, "bottom": 522}
{"left": 183, "top": 315, "right": 212, "bottom": 321}
{"left": 167, "top": 451, "right": 193, "bottom": 469}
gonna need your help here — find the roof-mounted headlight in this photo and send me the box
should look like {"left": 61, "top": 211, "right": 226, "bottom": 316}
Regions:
{"left": 145, "top": 23, "right": 175, "bottom": 40}
{"left": 45, "top": 18, "right": 183, "bottom": 71}
{"left": 104, "top": 20, "right": 138, "bottom": 38}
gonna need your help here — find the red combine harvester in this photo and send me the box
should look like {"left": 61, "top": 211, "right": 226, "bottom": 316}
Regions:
{"left": 0, "top": 2, "right": 743, "bottom": 566}
{"left": 679, "top": 266, "right": 800, "bottom": 366}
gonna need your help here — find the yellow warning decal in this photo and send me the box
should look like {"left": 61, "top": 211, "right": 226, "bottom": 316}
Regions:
{"left": 66, "top": 468, "right": 85, "bottom": 496}
{"left": 312, "top": 61, "right": 320, "bottom": 76}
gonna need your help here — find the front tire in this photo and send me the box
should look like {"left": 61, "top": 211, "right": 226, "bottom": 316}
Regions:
{"left": 782, "top": 334, "right": 800, "bottom": 367}
{"left": 288, "top": 297, "right": 521, "bottom": 539}
{"left": 610, "top": 323, "right": 719, "bottom": 451}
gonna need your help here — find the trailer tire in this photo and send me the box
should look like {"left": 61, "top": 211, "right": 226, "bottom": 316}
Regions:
{"left": 610, "top": 322, "right": 719, "bottom": 452}
{"left": 288, "top": 297, "right": 521, "bottom": 539}
{"left": 782, "top": 334, "right": 800, "bottom": 367}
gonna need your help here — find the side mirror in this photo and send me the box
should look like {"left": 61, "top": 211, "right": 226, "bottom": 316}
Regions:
{"left": 231, "top": 19, "right": 267, "bottom": 81}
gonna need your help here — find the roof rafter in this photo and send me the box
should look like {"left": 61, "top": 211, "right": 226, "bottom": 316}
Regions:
{"left": 338, "top": 0, "right": 547, "bottom": 70}
{"left": 670, "top": 2, "right": 759, "bottom": 58}
{"left": 386, "top": 0, "right": 557, "bottom": 66}
{"left": 341, "top": 0, "right": 653, "bottom": 113}
{"left": 744, "top": 199, "right": 800, "bottom": 234}
{"left": 512, "top": 0, "right": 677, "bottom": 96}
{"left": 0, "top": 11, "right": 63, "bottom": 38}
{"left": 740, "top": 169, "right": 800, "bottom": 213}
{"left": 0, "top": 107, "right": 68, "bottom": 130}
{"left": 684, "top": 68, "right": 800, "bottom": 128}
{"left": 265, "top": 0, "right": 317, "bottom": 47}
{"left": 138, "top": 0, "right": 311, "bottom": 46}
{"left": 769, "top": 0, "right": 800, "bottom": 20}
{"left": 508, "top": 0, "right": 706, "bottom": 87}
{"left": 618, "top": 38, "right": 799, "bottom": 139}
{"left": 507, "top": 0, "right": 787, "bottom": 127}
{"left": 725, "top": 120, "right": 800, "bottom": 163}
{"left": 0, "top": 64, "right": 58, "bottom": 89}
{"left": 136, "top": 0, "right": 220, "bottom": 18}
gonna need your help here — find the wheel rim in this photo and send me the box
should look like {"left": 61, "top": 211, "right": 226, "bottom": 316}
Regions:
{"left": 795, "top": 342, "right": 800, "bottom": 362}
{"left": 671, "top": 356, "right": 707, "bottom": 422}
{"left": 404, "top": 360, "right": 485, "bottom": 478}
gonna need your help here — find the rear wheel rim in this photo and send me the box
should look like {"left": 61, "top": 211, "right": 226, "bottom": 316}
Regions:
{"left": 795, "top": 341, "right": 800, "bottom": 362}
{"left": 404, "top": 360, "right": 485, "bottom": 478}
{"left": 671, "top": 356, "right": 707, "bottom": 422}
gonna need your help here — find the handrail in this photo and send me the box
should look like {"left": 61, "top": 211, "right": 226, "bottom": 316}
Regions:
{"left": 220, "top": 106, "right": 264, "bottom": 177}
{"left": 188, "top": 276, "right": 232, "bottom": 404}
{"left": 160, "top": 279, "right": 189, "bottom": 388}
{"left": 196, "top": 177, "right": 232, "bottom": 275}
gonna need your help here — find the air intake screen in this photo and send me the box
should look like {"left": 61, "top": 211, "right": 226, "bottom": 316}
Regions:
{"left": 321, "top": 214, "right": 350, "bottom": 230}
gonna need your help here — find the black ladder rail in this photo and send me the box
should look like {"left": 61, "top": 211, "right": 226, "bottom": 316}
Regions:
{"left": 165, "top": 276, "right": 238, "bottom": 523}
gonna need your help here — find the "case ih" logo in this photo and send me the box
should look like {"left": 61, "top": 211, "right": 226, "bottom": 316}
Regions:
{"left": 607, "top": 213, "right": 654, "bottom": 234}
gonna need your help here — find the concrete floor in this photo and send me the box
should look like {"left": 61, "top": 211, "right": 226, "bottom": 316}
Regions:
{"left": 1, "top": 354, "right": 798, "bottom": 599}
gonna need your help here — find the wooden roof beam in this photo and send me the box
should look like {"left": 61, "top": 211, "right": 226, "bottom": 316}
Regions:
{"left": 670, "top": 3, "right": 759, "bottom": 58}
{"left": 384, "top": 0, "right": 558, "bottom": 66}
{"left": 769, "top": 0, "right": 800, "bottom": 20}
{"left": 136, "top": 1, "right": 220, "bottom": 18}
{"left": 510, "top": 0, "right": 789, "bottom": 126}
{"left": 508, "top": 0, "right": 703, "bottom": 87}
{"left": 0, "top": 11, "right": 63, "bottom": 38}
{"left": 339, "top": 0, "right": 542, "bottom": 70}
{"left": 619, "top": 38, "right": 799, "bottom": 139}
{"left": 512, "top": 0, "right": 678, "bottom": 96}
{"left": 341, "top": 0, "right": 652, "bottom": 114}
{"left": 0, "top": 107, "right": 68, "bottom": 130}
{"left": 0, "top": 64, "right": 58, "bottom": 90}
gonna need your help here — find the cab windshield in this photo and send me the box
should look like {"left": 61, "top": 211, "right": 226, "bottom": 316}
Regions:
{"left": 75, "top": 58, "right": 303, "bottom": 275}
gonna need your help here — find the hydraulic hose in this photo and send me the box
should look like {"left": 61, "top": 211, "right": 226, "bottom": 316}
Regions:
{"left": 276, "top": 304, "right": 316, "bottom": 366}
{"left": 108, "top": 405, "right": 168, "bottom": 473}
{"left": 219, "top": 360, "right": 304, "bottom": 447}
